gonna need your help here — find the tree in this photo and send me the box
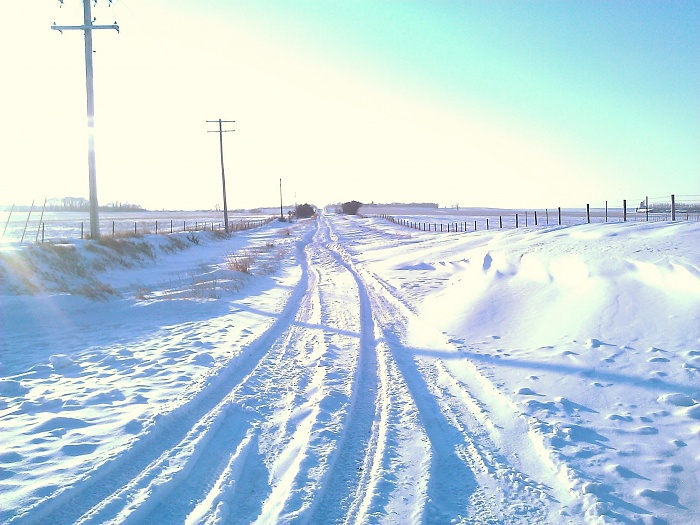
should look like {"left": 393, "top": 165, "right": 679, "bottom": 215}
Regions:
{"left": 296, "top": 203, "right": 316, "bottom": 219}
{"left": 341, "top": 201, "right": 362, "bottom": 215}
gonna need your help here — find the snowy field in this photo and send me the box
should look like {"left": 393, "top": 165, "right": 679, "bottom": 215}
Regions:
{"left": 0, "top": 213, "right": 698, "bottom": 524}
{"left": 0, "top": 210, "right": 278, "bottom": 245}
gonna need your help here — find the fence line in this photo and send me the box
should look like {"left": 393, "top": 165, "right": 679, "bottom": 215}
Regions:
{"left": 369, "top": 194, "right": 700, "bottom": 234}
{"left": 0, "top": 216, "right": 276, "bottom": 246}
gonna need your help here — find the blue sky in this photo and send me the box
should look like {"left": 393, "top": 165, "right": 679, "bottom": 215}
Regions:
{"left": 0, "top": 1, "right": 697, "bottom": 210}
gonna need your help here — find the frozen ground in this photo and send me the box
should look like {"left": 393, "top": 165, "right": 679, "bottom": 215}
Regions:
{"left": 0, "top": 213, "right": 698, "bottom": 524}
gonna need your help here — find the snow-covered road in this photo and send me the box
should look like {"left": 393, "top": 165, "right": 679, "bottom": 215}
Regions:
{"left": 2, "top": 213, "right": 698, "bottom": 524}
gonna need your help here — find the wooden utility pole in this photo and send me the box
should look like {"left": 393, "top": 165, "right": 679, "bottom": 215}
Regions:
{"left": 52, "top": 1, "right": 119, "bottom": 240}
{"left": 279, "top": 178, "right": 284, "bottom": 220}
{"left": 207, "top": 119, "right": 235, "bottom": 233}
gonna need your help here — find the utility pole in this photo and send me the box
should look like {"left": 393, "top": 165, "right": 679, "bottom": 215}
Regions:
{"left": 52, "top": 1, "right": 119, "bottom": 240}
{"left": 279, "top": 178, "right": 284, "bottom": 221}
{"left": 207, "top": 119, "right": 235, "bottom": 233}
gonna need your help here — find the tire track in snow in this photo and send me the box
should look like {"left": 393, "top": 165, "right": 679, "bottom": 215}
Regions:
{"left": 129, "top": 229, "right": 329, "bottom": 525}
{"left": 330, "top": 215, "right": 575, "bottom": 522}
{"left": 325, "top": 216, "right": 479, "bottom": 524}
{"left": 239, "top": 216, "right": 383, "bottom": 523}
{"left": 9, "top": 230, "right": 315, "bottom": 525}
{"left": 298, "top": 216, "right": 385, "bottom": 524}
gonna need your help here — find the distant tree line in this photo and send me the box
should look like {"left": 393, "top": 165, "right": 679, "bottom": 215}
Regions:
{"left": 361, "top": 202, "right": 439, "bottom": 209}
{"left": 9, "top": 198, "right": 147, "bottom": 212}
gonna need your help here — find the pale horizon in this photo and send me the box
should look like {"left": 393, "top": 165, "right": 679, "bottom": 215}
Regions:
{"left": 1, "top": 1, "right": 698, "bottom": 211}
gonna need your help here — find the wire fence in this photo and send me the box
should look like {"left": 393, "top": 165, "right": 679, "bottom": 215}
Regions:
{"left": 367, "top": 194, "right": 700, "bottom": 233}
{"left": 0, "top": 212, "right": 276, "bottom": 247}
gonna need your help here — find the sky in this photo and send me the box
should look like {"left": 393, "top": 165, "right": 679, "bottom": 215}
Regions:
{"left": 0, "top": 0, "right": 698, "bottom": 211}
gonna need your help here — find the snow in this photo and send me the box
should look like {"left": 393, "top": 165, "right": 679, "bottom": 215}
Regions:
{"left": 1, "top": 213, "right": 698, "bottom": 524}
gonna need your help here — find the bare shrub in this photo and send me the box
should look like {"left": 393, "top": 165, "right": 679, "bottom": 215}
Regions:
{"left": 226, "top": 253, "right": 253, "bottom": 274}
{"left": 211, "top": 230, "right": 230, "bottom": 240}
{"left": 192, "top": 277, "right": 220, "bottom": 299}
{"left": 134, "top": 286, "right": 151, "bottom": 300}
{"left": 187, "top": 232, "right": 200, "bottom": 245}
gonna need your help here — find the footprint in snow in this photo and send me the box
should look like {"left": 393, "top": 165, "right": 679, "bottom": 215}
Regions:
{"left": 49, "top": 354, "right": 76, "bottom": 370}
{"left": 557, "top": 423, "right": 610, "bottom": 445}
{"left": 515, "top": 387, "right": 542, "bottom": 396}
{"left": 657, "top": 393, "right": 697, "bottom": 407}
{"left": 33, "top": 416, "right": 90, "bottom": 433}
{"left": 648, "top": 346, "right": 667, "bottom": 353}
{"left": 124, "top": 419, "right": 143, "bottom": 434}
{"left": 682, "top": 404, "right": 700, "bottom": 420}
{"left": 60, "top": 443, "right": 99, "bottom": 456}
{"left": 649, "top": 370, "right": 668, "bottom": 378}
{"left": 19, "top": 397, "right": 65, "bottom": 414}
{"left": 87, "top": 388, "right": 126, "bottom": 405}
{"left": 520, "top": 399, "right": 558, "bottom": 415}
{"left": 0, "top": 380, "right": 28, "bottom": 397}
{"left": 191, "top": 352, "right": 215, "bottom": 366}
{"left": 607, "top": 414, "right": 634, "bottom": 422}
{"left": 638, "top": 489, "right": 686, "bottom": 509}
{"left": 634, "top": 426, "right": 659, "bottom": 435}
{"left": 609, "top": 464, "right": 650, "bottom": 480}
{"left": 556, "top": 397, "right": 597, "bottom": 414}
{"left": 0, "top": 452, "right": 23, "bottom": 464}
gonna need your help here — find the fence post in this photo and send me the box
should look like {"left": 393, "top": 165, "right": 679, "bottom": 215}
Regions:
{"left": 646, "top": 196, "right": 649, "bottom": 221}
{"left": 558, "top": 207, "right": 561, "bottom": 225}
{"left": 671, "top": 194, "right": 676, "bottom": 221}
{"left": 474, "top": 220, "right": 477, "bottom": 231}
{"left": 586, "top": 204, "right": 590, "bottom": 223}
{"left": 134, "top": 222, "right": 137, "bottom": 235}
{"left": 113, "top": 221, "right": 115, "bottom": 237}
{"left": 499, "top": 216, "right": 502, "bottom": 228}
{"left": 171, "top": 220, "right": 173, "bottom": 234}
{"left": 546, "top": 208, "right": 549, "bottom": 225}
{"left": 486, "top": 218, "right": 489, "bottom": 230}
{"left": 623, "top": 200, "right": 627, "bottom": 221}
{"left": 155, "top": 220, "right": 158, "bottom": 234}
{"left": 534, "top": 210, "right": 538, "bottom": 226}
{"left": 605, "top": 200, "right": 608, "bottom": 222}
{"left": 81, "top": 222, "right": 84, "bottom": 239}
{"left": 515, "top": 214, "right": 519, "bottom": 228}
{"left": 525, "top": 211, "right": 528, "bottom": 227}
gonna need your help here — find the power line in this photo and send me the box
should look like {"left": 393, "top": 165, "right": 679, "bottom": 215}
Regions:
{"left": 207, "top": 119, "right": 235, "bottom": 233}
{"left": 51, "top": 1, "right": 119, "bottom": 240}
